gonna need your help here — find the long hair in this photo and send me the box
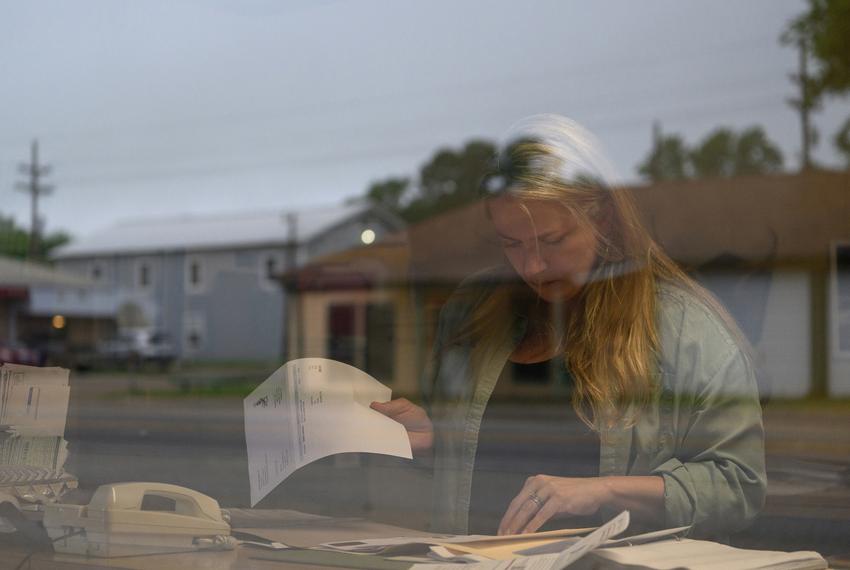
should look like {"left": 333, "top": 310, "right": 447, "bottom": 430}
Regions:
{"left": 454, "top": 115, "right": 743, "bottom": 429}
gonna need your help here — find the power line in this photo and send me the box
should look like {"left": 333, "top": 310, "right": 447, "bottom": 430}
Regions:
{"left": 0, "top": 31, "right": 782, "bottom": 153}
{"left": 48, "top": 89, "right": 791, "bottom": 190}
{"left": 41, "top": 67, "right": 791, "bottom": 186}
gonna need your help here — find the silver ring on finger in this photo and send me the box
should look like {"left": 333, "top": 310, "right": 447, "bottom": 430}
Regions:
{"left": 528, "top": 492, "right": 544, "bottom": 508}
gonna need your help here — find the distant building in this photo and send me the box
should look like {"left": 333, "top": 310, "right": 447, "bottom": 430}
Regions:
{"left": 52, "top": 204, "right": 404, "bottom": 361}
{"left": 288, "top": 171, "right": 850, "bottom": 399}
{"left": 0, "top": 256, "right": 111, "bottom": 363}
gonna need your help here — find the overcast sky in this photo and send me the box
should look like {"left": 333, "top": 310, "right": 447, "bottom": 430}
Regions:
{"left": 1, "top": 0, "right": 848, "bottom": 240}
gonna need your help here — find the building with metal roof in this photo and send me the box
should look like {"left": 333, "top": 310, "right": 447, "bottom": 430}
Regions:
{"left": 51, "top": 203, "right": 404, "bottom": 361}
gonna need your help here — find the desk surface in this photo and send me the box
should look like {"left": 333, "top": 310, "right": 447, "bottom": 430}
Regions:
{"left": 2, "top": 509, "right": 847, "bottom": 570}
{"left": 0, "top": 509, "right": 432, "bottom": 570}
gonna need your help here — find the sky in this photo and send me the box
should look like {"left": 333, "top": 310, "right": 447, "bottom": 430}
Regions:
{"left": 1, "top": 0, "right": 848, "bottom": 240}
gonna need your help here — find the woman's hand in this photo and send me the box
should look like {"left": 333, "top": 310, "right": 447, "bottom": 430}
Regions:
{"left": 370, "top": 398, "right": 434, "bottom": 454}
{"left": 498, "top": 475, "right": 664, "bottom": 535}
{"left": 498, "top": 475, "right": 606, "bottom": 535}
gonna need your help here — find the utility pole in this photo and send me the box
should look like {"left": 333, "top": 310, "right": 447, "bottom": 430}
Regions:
{"left": 282, "top": 212, "right": 302, "bottom": 360}
{"left": 15, "top": 140, "right": 53, "bottom": 260}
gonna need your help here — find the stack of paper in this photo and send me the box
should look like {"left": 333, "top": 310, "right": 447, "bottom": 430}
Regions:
{"left": 314, "top": 510, "right": 825, "bottom": 570}
{"left": 0, "top": 363, "right": 70, "bottom": 437}
{"left": 0, "top": 363, "right": 75, "bottom": 521}
{"left": 580, "top": 538, "right": 827, "bottom": 570}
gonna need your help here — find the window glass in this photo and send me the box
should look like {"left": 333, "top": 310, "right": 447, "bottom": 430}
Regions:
{"left": 7, "top": 3, "right": 848, "bottom": 561}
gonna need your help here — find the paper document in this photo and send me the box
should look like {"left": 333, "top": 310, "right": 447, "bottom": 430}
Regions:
{"left": 0, "top": 363, "right": 70, "bottom": 437}
{"left": 244, "top": 358, "right": 412, "bottom": 506}
{"left": 411, "top": 511, "right": 630, "bottom": 569}
{"left": 432, "top": 527, "right": 596, "bottom": 561}
{"left": 584, "top": 538, "right": 827, "bottom": 570}
{"left": 319, "top": 526, "right": 595, "bottom": 557}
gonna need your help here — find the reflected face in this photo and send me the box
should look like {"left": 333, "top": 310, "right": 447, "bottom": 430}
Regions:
{"left": 488, "top": 196, "right": 600, "bottom": 303}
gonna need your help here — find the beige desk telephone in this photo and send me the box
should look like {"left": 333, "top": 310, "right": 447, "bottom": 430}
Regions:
{"left": 42, "top": 482, "right": 234, "bottom": 557}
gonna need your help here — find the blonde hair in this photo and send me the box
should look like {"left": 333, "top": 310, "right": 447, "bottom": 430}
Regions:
{"left": 454, "top": 117, "right": 743, "bottom": 429}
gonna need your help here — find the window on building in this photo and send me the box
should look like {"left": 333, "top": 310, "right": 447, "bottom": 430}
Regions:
{"left": 185, "top": 257, "right": 205, "bottom": 294}
{"left": 187, "top": 329, "right": 202, "bottom": 350}
{"left": 184, "top": 313, "right": 205, "bottom": 353}
{"left": 325, "top": 302, "right": 396, "bottom": 382}
{"left": 327, "top": 304, "right": 356, "bottom": 366}
{"left": 138, "top": 262, "right": 150, "bottom": 288}
{"left": 91, "top": 263, "right": 102, "bottom": 282}
{"left": 365, "top": 303, "right": 395, "bottom": 381}
{"left": 190, "top": 261, "right": 201, "bottom": 286}
{"left": 834, "top": 243, "right": 850, "bottom": 356}
{"left": 266, "top": 256, "right": 277, "bottom": 280}
{"left": 259, "top": 253, "right": 284, "bottom": 291}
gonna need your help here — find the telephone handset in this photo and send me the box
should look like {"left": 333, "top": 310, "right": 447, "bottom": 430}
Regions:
{"left": 43, "top": 482, "right": 234, "bottom": 557}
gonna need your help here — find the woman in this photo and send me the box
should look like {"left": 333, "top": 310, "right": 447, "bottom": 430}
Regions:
{"left": 372, "top": 115, "right": 766, "bottom": 538}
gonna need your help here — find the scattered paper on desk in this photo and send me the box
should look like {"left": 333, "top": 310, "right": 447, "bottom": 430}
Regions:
{"left": 586, "top": 538, "right": 827, "bottom": 570}
{"left": 412, "top": 553, "right": 561, "bottom": 569}
{"left": 549, "top": 510, "right": 629, "bottom": 568}
{"left": 320, "top": 526, "right": 595, "bottom": 558}
{"left": 433, "top": 527, "right": 595, "bottom": 561}
{"left": 411, "top": 511, "right": 630, "bottom": 569}
{"left": 244, "top": 358, "right": 412, "bottom": 506}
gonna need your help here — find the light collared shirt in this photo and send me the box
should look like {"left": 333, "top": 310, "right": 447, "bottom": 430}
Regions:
{"left": 425, "top": 275, "right": 766, "bottom": 538}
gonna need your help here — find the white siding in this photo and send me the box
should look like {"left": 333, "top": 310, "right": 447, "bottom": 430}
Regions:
{"left": 759, "top": 271, "right": 811, "bottom": 398}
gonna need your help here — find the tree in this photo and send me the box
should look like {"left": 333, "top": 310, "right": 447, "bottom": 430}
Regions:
{"left": 357, "top": 139, "right": 498, "bottom": 224}
{"left": 835, "top": 116, "right": 850, "bottom": 167}
{"left": 786, "top": 0, "right": 850, "bottom": 96}
{"left": 637, "top": 125, "right": 784, "bottom": 181}
{"left": 734, "top": 127, "right": 785, "bottom": 176}
{"left": 418, "top": 140, "right": 495, "bottom": 202}
{"left": 364, "top": 177, "right": 410, "bottom": 214}
{"left": 690, "top": 127, "right": 784, "bottom": 178}
{"left": 403, "top": 139, "right": 496, "bottom": 223}
{"left": 783, "top": 0, "right": 850, "bottom": 167}
{"left": 637, "top": 127, "right": 690, "bottom": 182}
{"left": 0, "top": 215, "right": 70, "bottom": 261}
{"left": 689, "top": 129, "right": 737, "bottom": 178}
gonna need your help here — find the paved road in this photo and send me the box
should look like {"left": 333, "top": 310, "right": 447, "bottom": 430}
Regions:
{"left": 62, "top": 372, "right": 850, "bottom": 556}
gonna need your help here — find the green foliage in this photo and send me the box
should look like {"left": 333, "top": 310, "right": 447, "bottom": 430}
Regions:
{"left": 783, "top": 0, "right": 850, "bottom": 97}
{"left": 638, "top": 126, "right": 784, "bottom": 182}
{"left": 365, "top": 177, "right": 410, "bottom": 212}
{"left": 419, "top": 140, "right": 495, "bottom": 202}
{"left": 363, "top": 139, "right": 497, "bottom": 224}
{"left": 689, "top": 129, "right": 738, "bottom": 178}
{"left": 784, "top": 1, "right": 850, "bottom": 163}
{"left": 691, "top": 127, "right": 784, "bottom": 178}
{"left": 734, "top": 127, "right": 785, "bottom": 176}
{"left": 0, "top": 214, "right": 70, "bottom": 261}
{"left": 637, "top": 133, "right": 690, "bottom": 182}
{"left": 835, "top": 116, "right": 850, "bottom": 167}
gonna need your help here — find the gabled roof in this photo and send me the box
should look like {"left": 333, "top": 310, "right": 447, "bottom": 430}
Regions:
{"left": 53, "top": 203, "right": 398, "bottom": 259}
{"left": 296, "top": 170, "right": 850, "bottom": 287}
{"left": 0, "top": 256, "right": 92, "bottom": 288}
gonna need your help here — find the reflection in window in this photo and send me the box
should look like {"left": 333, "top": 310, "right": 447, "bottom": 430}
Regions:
{"left": 190, "top": 261, "right": 201, "bottom": 287}
{"left": 835, "top": 243, "right": 850, "bottom": 355}
{"left": 326, "top": 302, "right": 396, "bottom": 382}
{"left": 327, "top": 304, "right": 356, "bottom": 366}
{"left": 187, "top": 329, "right": 202, "bottom": 350}
{"left": 138, "top": 263, "right": 150, "bottom": 288}
{"left": 365, "top": 303, "right": 395, "bottom": 382}
{"left": 266, "top": 256, "right": 277, "bottom": 280}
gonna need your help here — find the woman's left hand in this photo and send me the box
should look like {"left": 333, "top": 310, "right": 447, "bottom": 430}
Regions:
{"left": 498, "top": 475, "right": 607, "bottom": 535}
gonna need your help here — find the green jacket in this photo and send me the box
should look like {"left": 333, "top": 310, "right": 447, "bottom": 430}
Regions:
{"left": 425, "top": 277, "right": 766, "bottom": 538}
